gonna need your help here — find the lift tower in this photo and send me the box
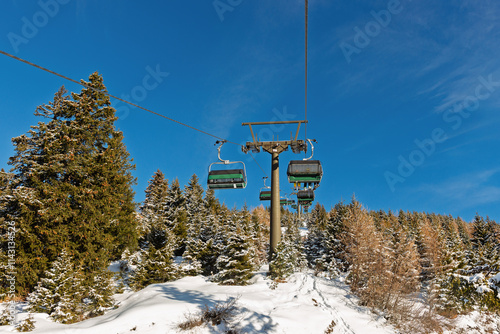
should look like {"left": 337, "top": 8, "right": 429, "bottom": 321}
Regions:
{"left": 241, "top": 120, "right": 307, "bottom": 257}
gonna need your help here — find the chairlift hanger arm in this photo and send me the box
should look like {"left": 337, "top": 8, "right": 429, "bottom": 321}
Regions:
{"left": 215, "top": 140, "right": 230, "bottom": 164}
{"left": 303, "top": 138, "right": 317, "bottom": 161}
{"left": 241, "top": 120, "right": 308, "bottom": 154}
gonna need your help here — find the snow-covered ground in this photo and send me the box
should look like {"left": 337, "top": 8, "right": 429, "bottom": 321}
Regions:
{"left": 2, "top": 268, "right": 396, "bottom": 334}
{"left": 2, "top": 269, "right": 499, "bottom": 333}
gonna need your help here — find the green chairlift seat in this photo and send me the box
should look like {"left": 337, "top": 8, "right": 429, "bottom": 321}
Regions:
{"left": 287, "top": 160, "right": 323, "bottom": 184}
{"left": 207, "top": 169, "right": 246, "bottom": 189}
{"left": 259, "top": 190, "right": 271, "bottom": 201}
{"left": 297, "top": 189, "right": 315, "bottom": 205}
{"left": 280, "top": 199, "right": 295, "bottom": 206}
{"left": 207, "top": 140, "right": 247, "bottom": 190}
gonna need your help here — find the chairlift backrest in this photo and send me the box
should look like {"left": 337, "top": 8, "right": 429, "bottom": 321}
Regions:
{"left": 207, "top": 141, "right": 247, "bottom": 189}
{"left": 259, "top": 190, "right": 271, "bottom": 201}
{"left": 297, "top": 189, "right": 315, "bottom": 201}
{"left": 287, "top": 160, "right": 323, "bottom": 183}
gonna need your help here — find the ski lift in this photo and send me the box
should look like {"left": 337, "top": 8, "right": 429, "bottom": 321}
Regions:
{"left": 259, "top": 190, "right": 271, "bottom": 201}
{"left": 207, "top": 141, "right": 247, "bottom": 189}
{"left": 297, "top": 189, "right": 315, "bottom": 203}
{"left": 259, "top": 177, "right": 271, "bottom": 200}
{"left": 280, "top": 195, "right": 295, "bottom": 206}
{"left": 287, "top": 139, "right": 322, "bottom": 185}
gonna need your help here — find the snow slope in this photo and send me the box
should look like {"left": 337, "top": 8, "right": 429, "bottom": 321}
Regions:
{"left": 2, "top": 269, "right": 396, "bottom": 334}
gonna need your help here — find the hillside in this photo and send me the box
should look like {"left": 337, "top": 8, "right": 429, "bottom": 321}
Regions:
{"left": 3, "top": 269, "right": 396, "bottom": 334}
{"left": 3, "top": 268, "right": 500, "bottom": 333}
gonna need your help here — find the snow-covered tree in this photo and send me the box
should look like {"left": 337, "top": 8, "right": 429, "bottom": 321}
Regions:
{"left": 183, "top": 213, "right": 221, "bottom": 276}
{"left": 270, "top": 211, "right": 306, "bottom": 280}
{"left": 6, "top": 73, "right": 138, "bottom": 294}
{"left": 305, "top": 201, "right": 350, "bottom": 275}
{"left": 28, "top": 249, "right": 84, "bottom": 324}
{"left": 184, "top": 174, "right": 206, "bottom": 219}
{"left": 163, "top": 178, "right": 187, "bottom": 255}
{"left": 84, "top": 267, "right": 116, "bottom": 317}
{"left": 129, "top": 228, "right": 178, "bottom": 291}
{"left": 139, "top": 169, "right": 169, "bottom": 246}
{"left": 212, "top": 211, "right": 255, "bottom": 285}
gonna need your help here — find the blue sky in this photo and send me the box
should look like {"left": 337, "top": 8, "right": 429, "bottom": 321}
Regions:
{"left": 1, "top": 0, "right": 500, "bottom": 222}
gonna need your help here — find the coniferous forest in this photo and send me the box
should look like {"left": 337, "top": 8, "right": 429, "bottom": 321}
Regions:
{"left": 1, "top": 74, "right": 499, "bottom": 331}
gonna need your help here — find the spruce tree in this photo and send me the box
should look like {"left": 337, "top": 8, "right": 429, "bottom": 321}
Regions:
{"left": 129, "top": 228, "right": 178, "bottom": 290}
{"left": 6, "top": 73, "right": 138, "bottom": 294}
{"left": 139, "top": 170, "right": 170, "bottom": 249}
{"left": 184, "top": 174, "right": 206, "bottom": 220}
{"left": 163, "top": 178, "right": 187, "bottom": 255}
{"left": 269, "top": 212, "right": 306, "bottom": 280}
{"left": 28, "top": 249, "right": 84, "bottom": 324}
{"left": 84, "top": 267, "right": 116, "bottom": 317}
{"left": 213, "top": 210, "right": 254, "bottom": 285}
{"left": 183, "top": 213, "right": 221, "bottom": 276}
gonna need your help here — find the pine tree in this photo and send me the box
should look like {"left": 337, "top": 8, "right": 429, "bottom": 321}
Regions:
{"left": 305, "top": 201, "right": 350, "bottom": 275}
{"left": 249, "top": 206, "right": 269, "bottom": 266}
{"left": 269, "top": 212, "right": 306, "bottom": 280}
{"left": 213, "top": 210, "right": 254, "bottom": 285}
{"left": 204, "top": 188, "right": 222, "bottom": 216}
{"left": 183, "top": 213, "right": 221, "bottom": 276}
{"left": 139, "top": 169, "right": 169, "bottom": 247}
{"left": 163, "top": 178, "right": 187, "bottom": 255}
{"left": 184, "top": 174, "right": 206, "bottom": 219}
{"left": 470, "top": 215, "right": 500, "bottom": 273}
{"left": 0, "top": 169, "right": 15, "bottom": 296}
{"left": 28, "top": 249, "right": 84, "bottom": 324}
{"left": 84, "top": 267, "right": 116, "bottom": 317}
{"left": 129, "top": 228, "right": 178, "bottom": 290}
{"left": 6, "top": 73, "right": 138, "bottom": 294}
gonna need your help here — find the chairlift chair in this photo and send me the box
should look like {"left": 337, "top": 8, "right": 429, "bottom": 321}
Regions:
{"left": 287, "top": 139, "right": 322, "bottom": 184}
{"left": 258, "top": 177, "right": 271, "bottom": 200}
{"left": 259, "top": 190, "right": 272, "bottom": 201}
{"left": 207, "top": 141, "right": 247, "bottom": 189}
{"left": 280, "top": 198, "right": 295, "bottom": 206}
{"left": 297, "top": 189, "right": 315, "bottom": 203}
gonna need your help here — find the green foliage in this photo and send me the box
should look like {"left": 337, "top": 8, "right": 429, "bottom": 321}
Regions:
{"left": 15, "top": 314, "right": 36, "bottom": 332}
{"left": 85, "top": 268, "right": 116, "bottom": 317}
{"left": 213, "top": 212, "right": 255, "bottom": 285}
{"left": 183, "top": 214, "right": 221, "bottom": 276}
{"left": 4, "top": 73, "right": 137, "bottom": 295}
{"left": 27, "top": 249, "right": 84, "bottom": 324}
{"left": 163, "top": 178, "right": 188, "bottom": 255}
{"left": 269, "top": 213, "right": 306, "bottom": 280}
{"left": 129, "top": 231, "right": 178, "bottom": 291}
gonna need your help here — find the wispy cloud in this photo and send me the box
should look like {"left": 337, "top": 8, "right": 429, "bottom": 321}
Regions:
{"left": 330, "top": 1, "right": 500, "bottom": 111}
{"left": 417, "top": 168, "right": 500, "bottom": 210}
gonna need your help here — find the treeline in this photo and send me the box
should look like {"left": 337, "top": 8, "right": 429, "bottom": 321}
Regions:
{"left": 1, "top": 73, "right": 499, "bottom": 328}
{"left": 304, "top": 199, "right": 500, "bottom": 330}
{"left": 124, "top": 170, "right": 269, "bottom": 290}
{"left": 0, "top": 73, "right": 273, "bottom": 323}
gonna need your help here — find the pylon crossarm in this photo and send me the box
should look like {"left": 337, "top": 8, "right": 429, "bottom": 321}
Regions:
{"left": 241, "top": 120, "right": 308, "bottom": 155}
